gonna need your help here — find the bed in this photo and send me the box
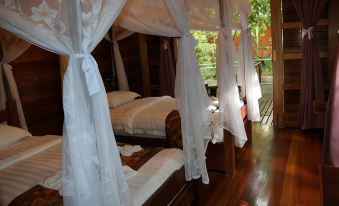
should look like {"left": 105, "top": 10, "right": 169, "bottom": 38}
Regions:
{"left": 0, "top": 107, "right": 195, "bottom": 206}
{"left": 107, "top": 91, "right": 251, "bottom": 175}
{"left": 107, "top": 91, "right": 182, "bottom": 148}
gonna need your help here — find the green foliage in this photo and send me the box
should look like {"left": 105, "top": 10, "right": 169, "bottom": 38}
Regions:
{"left": 192, "top": 31, "right": 218, "bottom": 81}
{"left": 201, "top": 67, "right": 216, "bottom": 81}
{"left": 261, "top": 58, "right": 272, "bottom": 74}
{"left": 192, "top": 30, "right": 218, "bottom": 65}
{"left": 248, "top": 0, "right": 271, "bottom": 33}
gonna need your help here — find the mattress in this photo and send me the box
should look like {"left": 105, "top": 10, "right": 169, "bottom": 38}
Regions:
{"left": 0, "top": 137, "right": 183, "bottom": 206}
{"left": 110, "top": 96, "right": 176, "bottom": 136}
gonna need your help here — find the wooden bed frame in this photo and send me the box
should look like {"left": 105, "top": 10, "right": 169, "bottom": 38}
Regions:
{"left": 115, "top": 110, "right": 182, "bottom": 148}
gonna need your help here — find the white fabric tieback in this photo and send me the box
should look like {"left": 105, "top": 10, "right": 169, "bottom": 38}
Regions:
{"left": 69, "top": 53, "right": 101, "bottom": 96}
{"left": 302, "top": 27, "right": 314, "bottom": 40}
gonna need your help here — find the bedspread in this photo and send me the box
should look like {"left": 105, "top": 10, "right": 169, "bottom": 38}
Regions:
{"left": 110, "top": 96, "right": 176, "bottom": 136}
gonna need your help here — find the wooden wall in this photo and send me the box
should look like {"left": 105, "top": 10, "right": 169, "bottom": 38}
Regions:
{"left": 93, "top": 33, "right": 175, "bottom": 97}
{"left": 118, "top": 33, "right": 166, "bottom": 97}
{"left": 11, "top": 45, "right": 63, "bottom": 135}
{"left": 118, "top": 33, "right": 144, "bottom": 95}
{"left": 272, "top": 0, "right": 335, "bottom": 127}
{"left": 92, "top": 39, "right": 117, "bottom": 91}
{"left": 146, "top": 35, "right": 161, "bottom": 96}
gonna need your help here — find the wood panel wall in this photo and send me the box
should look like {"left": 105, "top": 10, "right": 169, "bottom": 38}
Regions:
{"left": 273, "top": 0, "right": 332, "bottom": 127}
{"left": 118, "top": 33, "right": 144, "bottom": 95}
{"left": 146, "top": 35, "right": 161, "bottom": 96}
{"left": 96, "top": 33, "right": 175, "bottom": 97}
{"left": 11, "top": 45, "right": 63, "bottom": 135}
{"left": 118, "top": 33, "right": 168, "bottom": 97}
{"left": 92, "top": 39, "right": 117, "bottom": 91}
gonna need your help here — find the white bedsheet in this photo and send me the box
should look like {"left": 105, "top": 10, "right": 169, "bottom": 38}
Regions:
{"left": 110, "top": 96, "right": 176, "bottom": 136}
{"left": 0, "top": 135, "right": 61, "bottom": 170}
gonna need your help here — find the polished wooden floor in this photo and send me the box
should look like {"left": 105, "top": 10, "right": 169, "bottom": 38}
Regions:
{"left": 200, "top": 124, "right": 323, "bottom": 206}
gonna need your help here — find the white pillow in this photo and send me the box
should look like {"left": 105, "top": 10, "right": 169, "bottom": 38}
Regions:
{"left": 0, "top": 124, "right": 32, "bottom": 149}
{"left": 107, "top": 91, "right": 141, "bottom": 108}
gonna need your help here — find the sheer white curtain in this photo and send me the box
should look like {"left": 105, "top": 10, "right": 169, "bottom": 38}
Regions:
{"left": 237, "top": 11, "right": 262, "bottom": 121}
{"left": 105, "top": 26, "right": 134, "bottom": 90}
{"left": 0, "top": 1, "right": 132, "bottom": 206}
{"left": 0, "top": 28, "right": 30, "bottom": 130}
{"left": 116, "top": 0, "right": 180, "bottom": 37}
{"left": 188, "top": 0, "right": 245, "bottom": 31}
{"left": 216, "top": 0, "right": 247, "bottom": 148}
{"left": 188, "top": 0, "right": 220, "bottom": 31}
{"left": 165, "top": 0, "right": 212, "bottom": 184}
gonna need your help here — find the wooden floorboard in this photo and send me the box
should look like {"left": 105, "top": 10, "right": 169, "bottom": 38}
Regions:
{"left": 257, "top": 84, "right": 273, "bottom": 126}
{"left": 258, "top": 99, "right": 273, "bottom": 126}
{"left": 200, "top": 124, "right": 323, "bottom": 206}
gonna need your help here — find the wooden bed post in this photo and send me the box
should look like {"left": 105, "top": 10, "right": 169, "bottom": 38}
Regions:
{"left": 223, "top": 129, "right": 236, "bottom": 175}
{"left": 219, "top": 0, "right": 236, "bottom": 176}
{"left": 1, "top": 68, "right": 21, "bottom": 128}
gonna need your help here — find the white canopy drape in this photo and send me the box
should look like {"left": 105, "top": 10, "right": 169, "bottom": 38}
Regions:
{"left": 104, "top": 26, "right": 133, "bottom": 91}
{"left": 0, "top": 28, "right": 30, "bottom": 130}
{"left": 216, "top": 0, "right": 247, "bottom": 147}
{"left": 237, "top": 11, "right": 262, "bottom": 121}
{"left": 166, "top": 0, "right": 213, "bottom": 184}
{"left": 0, "top": 1, "right": 132, "bottom": 206}
{"left": 117, "top": 0, "right": 181, "bottom": 37}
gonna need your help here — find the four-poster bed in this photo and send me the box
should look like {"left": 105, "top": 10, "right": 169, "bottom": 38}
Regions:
{"left": 105, "top": 89, "right": 251, "bottom": 174}
{"left": 0, "top": 0, "right": 261, "bottom": 205}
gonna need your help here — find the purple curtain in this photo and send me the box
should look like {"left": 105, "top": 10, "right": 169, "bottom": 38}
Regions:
{"left": 293, "top": 0, "right": 326, "bottom": 129}
{"left": 323, "top": 38, "right": 339, "bottom": 166}
{"left": 159, "top": 38, "right": 175, "bottom": 97}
